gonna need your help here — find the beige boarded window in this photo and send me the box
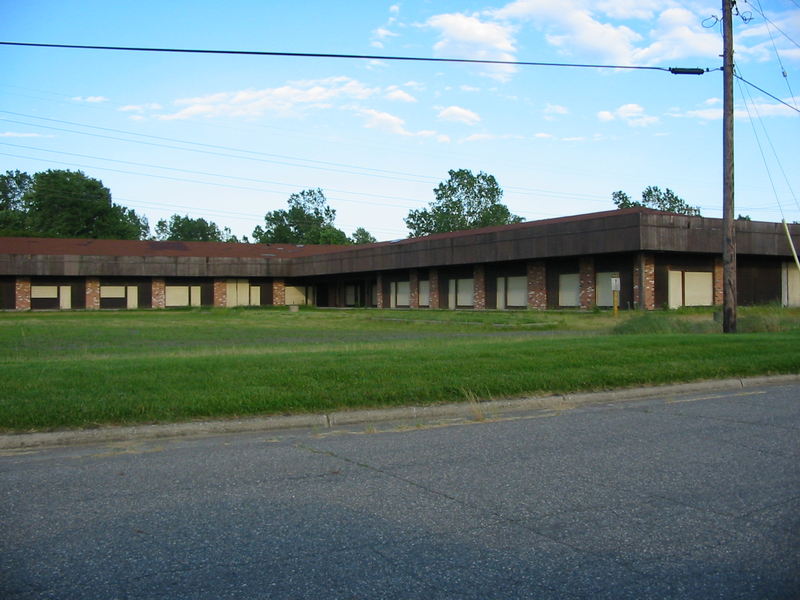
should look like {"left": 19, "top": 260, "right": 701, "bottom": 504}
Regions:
{"left": 783, "top": 263, "right": 800, "bottom": 306}
{"left": 126, "top": 286, "right": 138, "bottom": 309}
{"left": 455, "top": 278, "right": 474, "bottom": 307}
{"left": 31, "top": 286, "right": 59, "bottom": 299}
{"left": 418, "top": 280, "right": 430, "bottom": 307}
{"left": 668, "top": 270, "right": 713, "bottom": 308}
{"left": 226, "top": 279, "right": 251, "bottom": 307}
{"left": 101, "top": 285, "right": 126, "bottom": 298}
{"left": 395, "top": 281, "right": 410, "bottom": 307}
{"left": 59, "top": 286, "right": 71, "bottom": 310}
{"left": 595, "top": 272, "right": 614, "bottom": 307}
{"left": 285, "top": 285, "right": 314, "bottom": 305}
{"left": 249, "top": 286, "right": 261, "bottom": 306}
{"left": 166, "top": 286, "right": 189, "bottom": 307}
{"left": 506, "top": 276, "right": 527, "bottom": 307}
{"left": 684, "top": 272, "right": 712, "bottom": 306}
{"left": 558, "top": 273, "right": 580, "bottom": 307}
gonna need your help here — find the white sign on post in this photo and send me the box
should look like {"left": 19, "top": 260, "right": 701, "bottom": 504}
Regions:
{"left": 611, "top": 277, "right": 621, "bottom": 292}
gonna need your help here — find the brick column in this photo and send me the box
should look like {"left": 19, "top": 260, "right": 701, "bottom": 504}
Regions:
{"left": 213, "top": 279, "right": 228, "bottom": 307}
{"left": 152, "top": 278, "right": 166, "bottom": 309}
{"left": 376, "top": 273, "right": 386, "bottom": 308}
{"left": 429, "top": 268, "right": 440, "bottom": 309}
{"left": 713, "top": 257, "right": 723, "bottom": 306}
{"left": 527, "top": 261, "right": 546, "bottom": 310}
{"left": 272, "top": 278, "right": 285, "bottom": 306}
{"left": 473, "top": 265, "right": 486, "bottom": 309}
{"left": 15, "top": 277, "right": 31, "bottom": 311}
{"left": 409, "top": 269, "right": 419, "bottom": 309}
{"left": 633, "top": 253, "right": 655, "bottom": 310}
{"left": 85, "top": 277, "right": 100, "bottom": 310}
{"left": 579, "top": 257, "right": 595, "bottom": 309}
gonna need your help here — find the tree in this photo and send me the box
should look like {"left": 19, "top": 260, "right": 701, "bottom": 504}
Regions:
{"left": 350, "top": 227, "right": 377, "bottom": 244}
{"left": 15, "top": 169, "right": 149, "bottom": 239}
{"left": 404, "top": 169, "right": 523, "bottom": 237}
{"left": 252, "top": 188, "right": 350, "bottom": 245}
{"left": 612, "top": 186, "right": 700, "bottom": 216}
{"left": 155, "top": 214, "right": 234, "bottom": 242}
{"left": 0, "top": 170, "right": 33, "bottom": 235}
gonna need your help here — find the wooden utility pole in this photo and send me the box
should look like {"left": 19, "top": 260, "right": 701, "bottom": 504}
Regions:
{"left": 722, "top": 0, "right": 737, "bottom": 332}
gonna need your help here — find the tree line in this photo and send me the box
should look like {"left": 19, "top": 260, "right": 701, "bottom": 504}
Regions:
{"left": 1, "top": 167, "right": 701, "bottom": 243}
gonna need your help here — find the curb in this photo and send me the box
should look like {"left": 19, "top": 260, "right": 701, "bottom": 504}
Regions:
{"left": 2, "top": 374, "right": 798, "bottom": 450}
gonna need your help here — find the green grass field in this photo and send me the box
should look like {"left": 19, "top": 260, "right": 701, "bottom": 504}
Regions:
{"left": 1, "top": 306, "right": 799, "bottom": 432}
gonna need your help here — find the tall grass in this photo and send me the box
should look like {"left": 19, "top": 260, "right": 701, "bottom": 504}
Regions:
{"left": 1, "top": 308, "right": 798, "bottom": 431}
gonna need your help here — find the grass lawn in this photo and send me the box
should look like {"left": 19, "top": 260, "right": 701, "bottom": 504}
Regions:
{"left": 1, "top": 306, "right": 799, "bottom": 432}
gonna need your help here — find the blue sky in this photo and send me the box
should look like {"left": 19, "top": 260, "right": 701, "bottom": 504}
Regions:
{"left": 2, "top": 0, "right": 798, "bottom": 240}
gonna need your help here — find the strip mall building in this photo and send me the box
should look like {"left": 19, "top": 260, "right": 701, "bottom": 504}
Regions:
{"left": 2, "top": 208, "right": 799, "bottom": 311}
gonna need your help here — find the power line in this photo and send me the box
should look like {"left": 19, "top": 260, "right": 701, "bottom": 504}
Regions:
{"left": 732, "top": 74, "right": 800, "bottom": 114}
{"left": 0, "top": 41, "right": 706, "bottom": 74}
{"left": 742, "top": 0, "right": 800, "bottom": 49}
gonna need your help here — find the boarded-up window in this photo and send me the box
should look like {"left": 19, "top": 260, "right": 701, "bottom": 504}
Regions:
{"left": 249, "top": 286, "right": 261, "bottom": 306}
{"left": 506, "top": 276, "right": 526, "bottom": 307}
{"left": 395, "top": 281, "right": 410, "bottom": 307}
{"left": 558, "top": 273, "right": 580, "bottom": 307}
{"left": 345, "top": 285, "right": 357, "bottom": 306}
{"left": 31, "top": 286, "right": 58, "bottom": 299}
{"left": 126, "top": 286, "right": 138, "bottom": 309}
{"left": 166, "top": 286, "right": 189, "bottom": 307}
{"left": 285, "top": 285, "right": 314, "bottom": 305}
{"left": 101, "top": 286, "right": 126, "bottom": 298}
{"left": 668, "top": 270, "right": 713, "bottom": 308}
{"left": 455, "top": 278, "right": 474, "bottom": 307}
{"left": 226, "top": 279, "right": 251, "bottom": 307}
{"left": 595, "top": 272, "right": 614, "bottom": 307}
{"left": 419, "top": 280, "right": 430, "bottom": 307}
{"left": 684, "top": 272, "right": 713, "bottom": 306}
{"left": 784, "top": 263, "right": 800, "bottom": 307}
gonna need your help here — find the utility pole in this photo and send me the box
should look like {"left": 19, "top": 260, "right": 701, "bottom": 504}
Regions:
{"left": 722, "top": 0, "right": 737, "bottom": 332}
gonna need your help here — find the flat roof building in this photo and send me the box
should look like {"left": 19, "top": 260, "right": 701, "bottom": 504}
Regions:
{"left": 2, "top": 208, "right": 799, "bottom": 311}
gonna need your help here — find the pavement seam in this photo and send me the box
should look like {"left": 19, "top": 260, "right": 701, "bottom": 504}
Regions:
{"left": 1, "top": 374, "right": 798, "bottom": 450}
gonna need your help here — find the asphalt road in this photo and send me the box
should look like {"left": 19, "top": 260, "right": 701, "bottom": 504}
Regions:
{"left": 2, "top": 383, "right": 798, "bottom": 599}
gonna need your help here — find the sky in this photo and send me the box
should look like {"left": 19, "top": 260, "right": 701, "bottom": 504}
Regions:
{"left": 2, "top": 0, "right": 799, "bottom": 241}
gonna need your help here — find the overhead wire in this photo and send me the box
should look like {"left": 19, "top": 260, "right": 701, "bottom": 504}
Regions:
{"left": 735, "top": 66, "right": 800, "bottom": 219}
{"left": 753, "top": 0, "right": 798, "bottom": 109}
{"left": 0, "top": 41, "right": 701, "bottom": 73}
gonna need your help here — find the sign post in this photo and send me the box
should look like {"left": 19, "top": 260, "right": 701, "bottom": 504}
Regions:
{"left": 611, "top": 273, "right": 621, "bottom": 317}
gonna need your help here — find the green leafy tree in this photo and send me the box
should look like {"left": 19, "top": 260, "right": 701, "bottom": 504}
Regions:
{"left": 19, "top": 169, "right": 149, "bottom": 239}
{"left": 404, "top": 169, "right": 523, "bottom": 237}
{"left": 0, "top": 170, "right": 33, "bottom": 235}
{"left": 612, "top": 186, "right": 700, "bottom": 216}
{"left": 252, "top": 188, "right": 349, "bottom": 245}
{"left": 155, "top": 214, "right": 232, "bottom": 242}
{"left": 350, "top": 227, "right": 377, "bottom": 244}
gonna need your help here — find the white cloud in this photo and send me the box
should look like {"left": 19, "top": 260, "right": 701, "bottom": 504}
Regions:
{"left": 119, "top": 103, "right": 163, "bottom": 112}
{"left": 597, "top": 110, "right": 615, "bottom": 122}
{"left": 544, "top": 103, "right": 568, "bottom": 115}
{"left": 460, "top": 85, "right": 481, "bottom": 92}
{"left": 71, "top": 96, "right": 109, "bottom": 103}
{"left": 426, "top": 12, "right": 517, "bottom": 80}
{"left": 534, "top": 132, "right": 554, "bottom": 139}
{"left": 0, "top": 132, "right": 48, "bottom": 138}
{"left": 155, "top": 77, "right": 379, "bottom": 120}
{"left": 490, "top": 1, "right": 720, "bottom": 66}
{"left": 357, "top": 108, "right": 442, "bottom": 139}
{"left": 683, "top": 100, "right": 799, "bottom": 121}
{"left": 598, "top": 103, "right": 658, "bottom": 126}
{"left": 437, "top": 105, "right": 481, "bottom": 125}
{"left": 385, "top": 87, "right": 417, "bottom": 102}
{"left": 463, "top": 133, "right": 524, "bottom": 142}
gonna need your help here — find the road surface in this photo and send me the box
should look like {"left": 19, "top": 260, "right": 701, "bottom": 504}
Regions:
{"left": 2, "top": 383, "right": 798, "bottom": 599}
